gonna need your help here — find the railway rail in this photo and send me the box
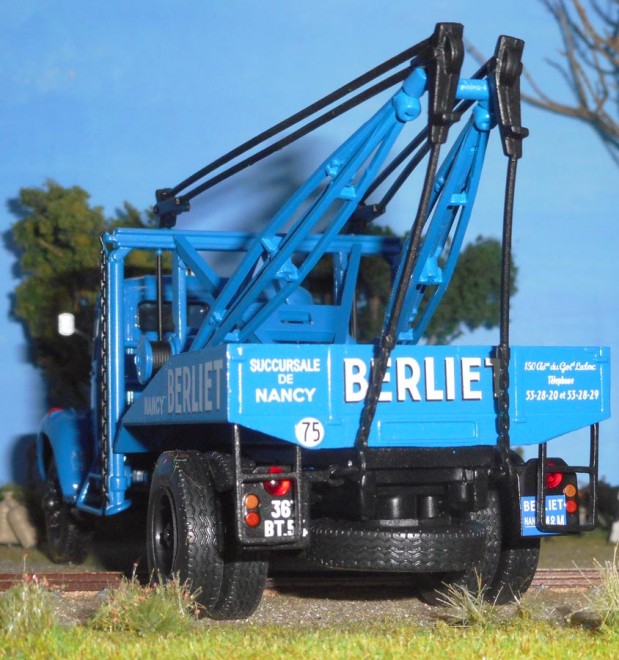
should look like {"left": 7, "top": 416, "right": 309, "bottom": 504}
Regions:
{"left": 0, "top": 568, "right": 603, "bottom": 593}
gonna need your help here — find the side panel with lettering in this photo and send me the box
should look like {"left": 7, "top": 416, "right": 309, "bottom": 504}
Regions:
{"left": 228, "top": 344, "right": 609, "bottom": 451}
{"left": 122, "top": 346, "right": 229, "bottom": 426}
{"left": 510, "top": 346, "right": 610, "bottom": 445}
{"left": 122, "top": 344, "right": 609, "bottom": 453}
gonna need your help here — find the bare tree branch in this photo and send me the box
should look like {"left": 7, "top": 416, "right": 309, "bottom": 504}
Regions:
{"left": 466, "top": 0, "right": 619, "bottom": 164}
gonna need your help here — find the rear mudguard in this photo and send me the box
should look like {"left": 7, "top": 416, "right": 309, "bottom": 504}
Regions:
{"left": 37, "top": 408, "right": 92, "bottom": 502}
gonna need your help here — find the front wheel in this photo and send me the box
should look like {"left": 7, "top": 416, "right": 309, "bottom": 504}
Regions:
{"left": 42, "top": 457, "right": 93, "bottom": 564}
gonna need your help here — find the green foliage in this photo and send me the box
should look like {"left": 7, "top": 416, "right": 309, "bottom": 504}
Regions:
{"left": 424, "top": 235, "right": 517, "bottom": 344}
{"left": 9, "top": 181, "right": 154, "bottom": 407}
{"left": 306, "top": 227, "right": 516, "bottom": 344}
{"left": 0, "top": 574, "right": 57, "bottom": 636}
{"left": 2, "top": 610, "right": 619, "bottom": 659}
{"left": 355, "top": 225, "right": 397, "bottom": 342}
{"left": 336, "top": 227, "right": 517, "bottom": 344}
{"left": 88, "top": 574, "right": 200, "bottom": 635}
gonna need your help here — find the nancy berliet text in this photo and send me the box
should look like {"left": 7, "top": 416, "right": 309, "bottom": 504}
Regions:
{"left": 143, "top": 355, "right": 495, "bottom": 414}
{"left": 143, "top": 359, "right": 225, "bottom": 416}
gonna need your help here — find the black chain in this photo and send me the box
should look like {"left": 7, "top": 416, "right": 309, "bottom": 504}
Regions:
{"left": 496, "top": 343, "right": 511, "bottom": 474}
{"left": 98, "top": 242, "right": 109, "bottom": 507}
{"left": 496, "top": 156, "right": 518, "bottom": 478}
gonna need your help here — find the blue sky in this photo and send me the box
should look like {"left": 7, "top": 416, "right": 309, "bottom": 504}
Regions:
{"left": 1, "top": 1, "right": 617, "bottom": 485}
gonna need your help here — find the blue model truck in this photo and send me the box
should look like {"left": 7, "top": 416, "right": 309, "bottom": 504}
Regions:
{"left": 38, "top": 24, "right": 610, "bottom": 619}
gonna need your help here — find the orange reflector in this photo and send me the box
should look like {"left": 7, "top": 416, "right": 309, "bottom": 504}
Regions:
{"left": 245, "top": 493, "right": 260, "bottom": 510}
{"left": 566, "top": 500, "right": 578, "bottom": 514}
{"left": 563, "top": 484, "right": 577, "bottom": 498}
{"left": 245, "top": 511, "right": 261, "bottom": 527}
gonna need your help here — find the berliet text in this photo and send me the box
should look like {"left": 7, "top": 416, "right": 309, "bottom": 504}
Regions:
{"left": 143, "top": 359, "right": 225, "bottom": 416}
{"left": 344, "top": 356, "right": 494, "bottom": 402}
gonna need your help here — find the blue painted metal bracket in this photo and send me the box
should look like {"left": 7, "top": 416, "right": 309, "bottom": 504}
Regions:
{"left": 185, "top": 67, "right": 428, "bottom": 351}
{"left": 390, "top": 109, "right": 493, "bottom": 342}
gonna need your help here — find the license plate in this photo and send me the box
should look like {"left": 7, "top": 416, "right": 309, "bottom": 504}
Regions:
{"left": 520, "top": 495, "right": 567, "bottom": 536}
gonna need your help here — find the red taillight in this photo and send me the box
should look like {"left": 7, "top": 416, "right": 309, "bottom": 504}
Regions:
{"left": 47, "top": 407, "right": 63, "bottom": 415}
{"left": 263, "top": 466, "right": 292, "bottom": 497}
{"left": 566, "top": 500, "right": 578, "bottom": 514}
{"left": 244, "top": 511, "right": 261, "bottom": 527}
{"left": 545, "top": 462, "right": 563, "bottom": 490}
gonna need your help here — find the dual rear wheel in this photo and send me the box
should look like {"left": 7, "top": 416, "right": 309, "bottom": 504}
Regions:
{"left": 146, "top": 450, "right": 267, "bottom": 620}
{"left": 419, "top": 487, "right": 540, "bottom": 605}
{"left": 146, "top": 451, "right": 538, "bottom": 616}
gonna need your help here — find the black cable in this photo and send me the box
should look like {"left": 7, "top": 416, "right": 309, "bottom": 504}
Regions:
{"left": 376, "top": 141, "right": 432, "bottom": 210}
{"left": 355, "top": 62, "right": 491, "bottom": 221}
{"left": 162, "top": 52, "right": 492, "bottom": 219}
{"left": 496, "top": 155, "right": 518, "bottom": 471}
{"left": 179, "top": 68, "right": 413, "bottom": 203}
{"left": 361, "top": 127, "right": 429, "bottom": 202}
{"left": 499, "top": 156, "right": 517, "bottom": 348}
{"left": 169, "top": 38, "right": 432, "bottom": 197}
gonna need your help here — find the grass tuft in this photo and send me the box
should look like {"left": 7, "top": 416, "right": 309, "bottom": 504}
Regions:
{"left": 435, "top": 573, "right": 503, "bottom": 628}
{"left": 0, "top": 573, "right": 57, "bottom": 635}
{"left": 582, "top": 545, "right": 619, "bottom": 631}
{"left": 88, "top": 571, "right": 200, "bottom": 635}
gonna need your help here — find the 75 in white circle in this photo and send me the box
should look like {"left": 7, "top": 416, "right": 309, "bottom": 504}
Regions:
{"left": 295, "top": 417, "right": 325, "bottom": 447}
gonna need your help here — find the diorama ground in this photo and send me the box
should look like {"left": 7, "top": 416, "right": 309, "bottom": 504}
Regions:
{"left": 0, "top": 514, "right": 616, "bottom": 629}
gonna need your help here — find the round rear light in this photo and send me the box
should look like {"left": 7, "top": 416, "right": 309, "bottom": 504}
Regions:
{"left": 244, "top": 512, "right": 261, "bottom": 528}
{"left": 563, "top": 484, "right": 577, "bottom": 498}
{"left": 545, "top": 472, "right": 563, "bottom": 490}
{"left": 263, "top": 466, "right": 292, "bottom": 497}
{"left": 244, "top": 493, "right": 260, "bottom": 510}
{"left": 566, "top": 500, "right": 578, "bottom": 514}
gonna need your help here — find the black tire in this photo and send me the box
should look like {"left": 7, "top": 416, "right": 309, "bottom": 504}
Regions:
{"left": 485, "top": 472, "right": 540, "bottom": 604}
{"left": 308, "top": 518, "right": 486, "bottom": 572}
{"left": 147, "top": 450, "right": 225, "bottom": 613}
{"left": 147, "top": 450, "right": 267, "bottom": 620}
{"left": 205, "top": 452, "right": 268, "bottom": 620}
{"left": 487, "top": 539, "right": 540, "bottom": 604}
{"left": 42, "top": 457, "right": 93, "bottom": 564}
{"left": 418, "top": 490, "right": 502, "bottom": 604}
